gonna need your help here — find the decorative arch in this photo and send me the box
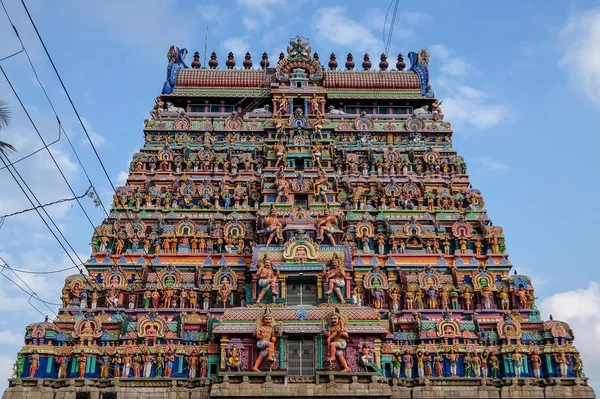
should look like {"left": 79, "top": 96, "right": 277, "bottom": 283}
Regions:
{"left": 176, "top": 217, "right": 196, "bottom": 236}
{"left": 282, "top": 233, "right": 319, "bottom": 262}
{"left": 213, "top": 265, "right": 238, "bottom": 287}
{"left": 363, "top": 266, "right": 389, "bottom": 290}
{"left": 437, "top": 318, "right": 460, "bottom": 338}
{"left": 451, "top": 215, "right": 472, "bottom": 239}
{"left": 223, "top": 221, "right": 246, "bottom": 238}
{"left": 157, "top": 264, "right": 182, "bottom": 288}
{"left": 102, "top": 265, "right": 127, "bottom": 290}
{"left": 138, "top": 312, "right": 166, "bottom": 339}
{"left": 418, "top": 265, "right": 442, "bottom": 290}
{"left": 472, "top": 269, "right": 496, "bottom": 291}
{"left": 497, "top": 316, "right": 522, "bottom": 339}
{"left": 73, "top": 313, "right": 103, "bottom": 340}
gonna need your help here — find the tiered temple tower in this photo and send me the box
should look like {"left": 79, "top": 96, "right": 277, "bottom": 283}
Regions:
{"left": 3, "top": 38, "right": 595, "bottom": 399}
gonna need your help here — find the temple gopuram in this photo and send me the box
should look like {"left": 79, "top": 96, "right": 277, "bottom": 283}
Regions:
{"left": 3, "top": 38, "right": 596, "bottom": 399}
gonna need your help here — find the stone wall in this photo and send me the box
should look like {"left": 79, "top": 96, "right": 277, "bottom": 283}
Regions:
{"left": 2, "top": 377, "right": 596, "bottom": 399}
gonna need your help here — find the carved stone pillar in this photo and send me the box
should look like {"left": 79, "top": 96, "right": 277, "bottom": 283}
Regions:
{"left": 374, "top": 338, "right": 382, "bottom": 367}
{"left": 220, "top": 336, "right": 230, "bottom": 370}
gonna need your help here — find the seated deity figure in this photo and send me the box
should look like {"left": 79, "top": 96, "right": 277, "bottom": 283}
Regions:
{"left": 323, "top": 309, "right": 351, "bottom": 372}
{"left": 252, "top": 308, "right": 280, "bottom": 372}
{"left": 256, "top": 257, "right": 280, "bottom": 303}
{"left": 325, "top": 254, "right": 346, "bottom": 303}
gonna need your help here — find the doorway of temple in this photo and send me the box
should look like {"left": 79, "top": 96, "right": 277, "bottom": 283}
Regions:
{"left": 287, "top": 337, "right": 315, "bottom": 376}
{"left": 286, "top": 277, "right": 318, "bottom": 306}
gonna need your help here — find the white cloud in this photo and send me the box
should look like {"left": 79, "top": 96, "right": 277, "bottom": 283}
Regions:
{"left": 234, "top": 0, "right": 283, "bottom": 23}
{"left": 0, "top": 354, "right": 17, "bottom": 393}
{"left": 399, "top": 11, "right": 431, "bottom": 24}
{"left": 116, "top": 170, "right": 128, "bottom": 186}
{"left": 539, "top": 282, "right": 600, "bottom": 393}
{"left": 559, "top": 9, "right": 600, "bottom": 109}
{"left": 0, "top": 330, "right": 23, "bottom": 346}
{"left": 314, "top": 7, "right": 379, "bottom": 51}
{"left": 68, "top": 0, "right": 196, "bottom": 55}
{"left": 80, "top": 117, "right": 106, "bottom": 148}
{"left": 242, "top": 16, "right": 260, "bottom": 31}
{"left": 222, "top": 37, "right": 249, "bottom": 59}
{"left": 0, "top": 104, "right": 80, "bottom": 221}
{"left": 440, "top": 84, "right": 506, "bottom": 130}
{"left": 431, "top": 44, "right": 507, "bottom": 131}
{"left": 474, "top": 156, "right": 510, "bottom": 176}
{"left": 197, "top": 4, "right": 224, "bottom": 22}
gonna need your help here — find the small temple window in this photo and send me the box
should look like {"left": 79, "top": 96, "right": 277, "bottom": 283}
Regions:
{"left": 76, "top": 394, "right": 91, "bottom": 399}
{"left": 102, "top": 394, "right": 117, "bottom": 399}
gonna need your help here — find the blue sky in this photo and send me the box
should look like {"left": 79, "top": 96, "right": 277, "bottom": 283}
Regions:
{"left": 0, "top": 0, "right": 598, "bottom": 391}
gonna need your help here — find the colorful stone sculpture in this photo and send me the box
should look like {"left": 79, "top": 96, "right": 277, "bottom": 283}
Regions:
{"left": 3, "top": 37, "right": 594, "bottom": 399}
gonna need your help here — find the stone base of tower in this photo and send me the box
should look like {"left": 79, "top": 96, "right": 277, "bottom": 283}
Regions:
{"left": 3, "top": 377, "right": 595, "bottom": 399}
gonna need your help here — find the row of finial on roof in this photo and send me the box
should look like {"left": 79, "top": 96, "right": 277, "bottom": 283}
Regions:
{"left": 189, "top": 51, "right": 407, "bottom": 71}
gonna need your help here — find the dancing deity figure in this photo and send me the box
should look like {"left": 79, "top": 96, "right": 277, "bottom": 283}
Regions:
{"left": 263, "top": 207, "right": 283, "bottom": 247}
{"left": 317, "top": 208, "right": 340, "bottom": 246}
{"left": 252, "top": 308, "right": 281, "bottom": 372}
{"left": 323, "top": 309, "right": 351, "bottom": 372}
{"left": 325, "top": 254, "right": 346, "bottom": 303}
{"left": 256, "top": 257, "right": 280, "bottom": 303}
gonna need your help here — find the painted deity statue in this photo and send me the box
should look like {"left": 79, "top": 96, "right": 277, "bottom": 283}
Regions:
{"left": 29, "top": 351, "right": 39, "bottom": 378}
{"left": 325, "top": 254, "right": 345, "bottom": 303}
{"left": 263, "top": 207, "right": 283, "bottom": 247}
{"left": 403, "top": 349, "right": 414, "bottom": 379}
{"left": 252, "top": 308, "right": 281, "bottom": 372}
{"left": 531, "top": 353, "right": 542, "bottom": 378}
{"left": 57, "top": 351, "right": 68, "bottom": 379}
{"left": 313, "top": 169, "right": 329, "bottom": 203}
{"left": 256, "top": 257, "right": 280, "bottom": 303}
{"left": 99, "top": 352, "right": 111, "bottom": 379}
{"left": 512, "top": 350, "right": 523, "bottom": 377}
{"left": 218, "top": 278, "right": 233, "bottom": 308}
{"left": 226, "top": 346, "right": 242, "bottom": 372}
{"left": 555, "top": 351, "right": 569, "bottom": 378}
{"left": 392, "top": 351, "right": 402, "bottom": 378}
{"left": 446, "top": 349, "right": 458, "bottom": 377}
{"left": 316, "top": 208, "right": 340, "bottom": 246}
{"left": 323, "top": 309, "right": 351, "bottom": 372}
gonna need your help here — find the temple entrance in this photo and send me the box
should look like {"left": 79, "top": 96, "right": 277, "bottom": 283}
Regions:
{"left": 287, "top": 337, "right": 315, "bottom": 376}
{"left": 286, "top": 278, "right": 317, "bottom": 306}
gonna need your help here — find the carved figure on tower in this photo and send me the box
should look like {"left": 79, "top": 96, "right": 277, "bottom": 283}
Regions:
{"left": 252, "top": 308, "right": 280, "bottom": 372}
{"left": 323, "top": 309, "right": 351, "bottom": 372}
{"left": 316, "top": 206, "right": 340, "bottom": 246}
{"left": 256, "top": 256, "right": 280, "bottom": 303}
{"left": 325, "top": 254, "right": 346, "bottom": 303}
{"left": 263, "top": 206, "right": 283, "bottom": 247}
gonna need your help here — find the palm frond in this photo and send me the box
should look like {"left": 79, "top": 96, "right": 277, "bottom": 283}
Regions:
{"left": 0, "top": 99, "right": 10, "bottom": 129}
{"left": 0, "top": 141, "right": 16, "bottom": 153}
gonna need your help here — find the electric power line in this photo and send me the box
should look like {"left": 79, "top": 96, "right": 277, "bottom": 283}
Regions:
{"left": 0, "top": 185, "right": 91, "bottom": 219}
{"left": 5, "top": 264, "right": 79, "bottom": 275}
{"left": 2, "top": 1, "right": 150, "bottom": 289}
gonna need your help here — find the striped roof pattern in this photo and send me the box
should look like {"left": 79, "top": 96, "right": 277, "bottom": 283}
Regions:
{"left": 322, "top": 71, "right": 420, "bottom": 90}
{"left": 220, "top": 307, "right": 381, "bottom": 321}
{"left": 176, "top": 69, "right": 272, "bottom": 88}
{"left": 175, "top": 69, "right": 420, "bottom": 90}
